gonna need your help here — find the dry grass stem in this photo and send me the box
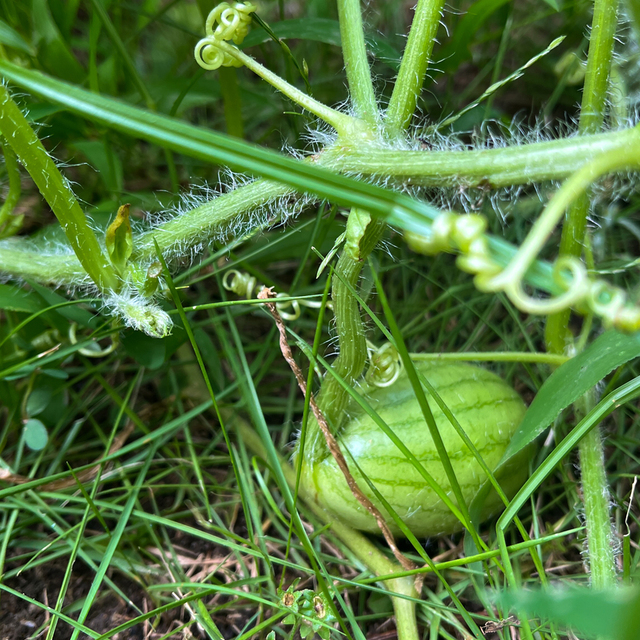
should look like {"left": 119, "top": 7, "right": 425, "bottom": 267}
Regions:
{"left": 258, "top": 286, "right": 416, "bottom": 571}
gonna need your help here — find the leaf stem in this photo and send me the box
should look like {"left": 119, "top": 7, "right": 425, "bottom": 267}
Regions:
{"left": 336, "top": 0, "right": 379, "bottom": 126}
{"left": 385, "top": 0, "right": 446, "bottom": 134}
{"left": 0, "top": 84, "right": 118, "bottom": 292}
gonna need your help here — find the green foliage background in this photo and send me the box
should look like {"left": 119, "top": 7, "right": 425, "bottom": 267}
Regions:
{"left": 0, "top": 1, "right": 640, "bottom": 639}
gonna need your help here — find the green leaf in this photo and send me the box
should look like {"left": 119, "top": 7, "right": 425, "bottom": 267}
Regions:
{"left": 41, "top": 368, "right": 69, "bottom": 379}
{"left": 105, "top": 204, "right": 133, "bottom": 276}
{"left": 344, "top": 209, "right": 371, "bottom": 260}
{"left": 0, "top": 284, "right": 45, "bottom": 313}
{"left": 0, "top": 18, "right": 35, "bottom": 55}
{"left": 439, "top": 0, "right": 511, "bottom": 71}
{"left": 32, "top": 0, "right": 85, "bottom": 83}
{"left": 121, "top": 329, "right": 167, "bottom": 370}
{"left": 299, "top": 623, "right": 313, "bottom": 639}
{"left": 503, "top": 330, "right": 640, "bottom": 460}
{"left": 26, "top": 387, "right": 52, "bottom": 417}
{"left": 23, "top": 418, "right": 49, "bottom": 451}
{"left": 498, "top": 586, "right": 640, "bottom": 640}
{"left": 71, "top": 139, "right": 123, "bottom": 194}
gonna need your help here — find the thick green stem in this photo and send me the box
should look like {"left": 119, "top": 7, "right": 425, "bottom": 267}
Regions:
{"left": 312, "top": 219, "right": 386, "bottom": 448}
{"left": 328, "top": 126, "right": 636, "bottom": 187}
{"left": 385, "top": 0, "right": 446, "bottom": 134}
{"left": 0, "top": 84, "right": 118, "bottom": 293}
{"left": 544, "top": 0, "right": 619, "bottom": 592}
{"left": 336, "top": 0, "right": 378, "bottom": 126}
{"left": 576, "top": 391, "right": 617, "bottom": 589}
{"left": 0, "top": 139, "right": 21, "bottom": 237}
{"left": 134, "top": 178, "right": 292, "bottom": 260}
{"left": 0, "top": 243, "right": 87, "bottom": 285}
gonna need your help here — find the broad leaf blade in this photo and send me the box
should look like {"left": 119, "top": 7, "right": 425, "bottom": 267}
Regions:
{"left": 504, "top": 330, "right": 640, "bottom": 460}
{"left": 498, "top": 587, "right": 640, "bottom": 640}
{"left": 0, "top": 284, "right": 46, "bottom": 313}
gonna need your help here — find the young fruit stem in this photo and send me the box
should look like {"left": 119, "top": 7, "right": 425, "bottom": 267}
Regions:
{"left": 545, "top": 0, "right": 619, "bottom": 590}
{"left": 315, "top": 219, "right": 386, "bottom": 436}
{"left": 317, "top": 0, "right": 448, "bottom": 434}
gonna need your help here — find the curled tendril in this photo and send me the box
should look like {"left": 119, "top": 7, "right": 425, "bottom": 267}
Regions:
{"left": 405, "top": 211, "right": 640, "bottom": 333}
{"left": 588, "top": 280, "right": 625, "bottom": 317}
{"left": 365, "top": 341, "right": 403, "bottom": 388}
{"left": 222, "top": 269, "right": 330, "bottom": 321}
{"left": 195, "top": 37, "right": 241, "bottom": 70}
{"left": 501, "top": 257, "right": 589, "bottom": 315}
{"left": 223, "top": 269, "right": 258, "bottom": 299}
{"left": 68, "top": 322, "right": 119, "bottom": 358}
{"left": 205, "top": 2, "right": 256, "bottom": 43}
{"left": 194, "top": 2, "right": 256, "bottom": 70}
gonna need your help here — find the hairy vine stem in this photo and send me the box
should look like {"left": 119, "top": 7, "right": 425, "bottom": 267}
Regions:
{"left": 385, "top": 0, "right": 446, "bottom": 135}
{"left": 545, "top": 0, "right": 621, "bottom": 594}
{"left": 0, "top": 84, "right": 118, "bottom": 293}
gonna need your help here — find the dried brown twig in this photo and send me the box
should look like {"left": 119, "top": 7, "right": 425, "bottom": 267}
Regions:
{"left": 258, "top": 286, "right": 416, "bottom": 571}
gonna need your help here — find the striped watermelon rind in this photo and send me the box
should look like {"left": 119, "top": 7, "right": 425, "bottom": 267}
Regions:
{"left": 299, "top": 360, "right": 530, "bottom": 537}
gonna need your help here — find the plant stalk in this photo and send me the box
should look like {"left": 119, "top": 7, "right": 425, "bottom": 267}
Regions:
{"left": 328, "top": 126, "right": 637, "bottom": 187}
{"left": 314, "top": 218, "right": 386, "bottom": 439}
{"left": 544, "top": 0, "right": 620, "bottom": 592}
{"left": 385, "top": 0, "right": 446, "bottom": 134}
{"left": 0, "top": 84, "right": 118, "bottom": 293}
{"left": 336, "top": 0, "right": 379, "bottom": 126}
{"left": 576, "top": 391, "right": 617, "bottom": 590}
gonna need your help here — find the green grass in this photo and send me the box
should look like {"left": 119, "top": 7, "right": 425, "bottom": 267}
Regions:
{"left": 1, "top": 1, "right": 640, "bottom": 639}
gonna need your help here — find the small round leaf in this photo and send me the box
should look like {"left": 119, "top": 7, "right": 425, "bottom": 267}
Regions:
{"left": 23, "top": 419, "right": 48, "bottom": 451}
